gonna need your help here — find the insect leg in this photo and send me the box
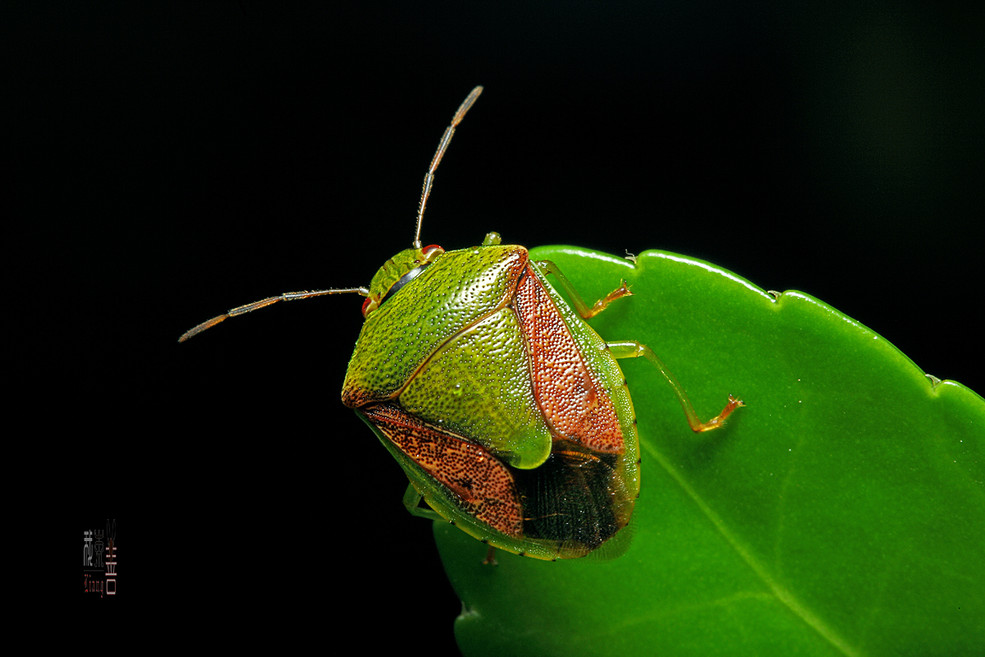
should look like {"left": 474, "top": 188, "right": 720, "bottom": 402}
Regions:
{"left": 402, "top": 484, "right": 444, "bottom": 521}
{"left": 535, "top": 259, "right": 632, "bottom": 319}
{"left": 406, "top": 483, "right": 498, "bottom": 566}
{"left": 483, "top": 546, "right": 498, "bottom": 566}
{"left": 608, "top": 340, "right": 744, "bottom": 432}
{"left": 178, "top": 287, "right": 369, "bottom": 342}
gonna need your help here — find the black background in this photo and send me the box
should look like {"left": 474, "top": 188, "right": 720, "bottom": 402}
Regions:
{"left": 9, "top": 2, "right": 982, "bottom": 652}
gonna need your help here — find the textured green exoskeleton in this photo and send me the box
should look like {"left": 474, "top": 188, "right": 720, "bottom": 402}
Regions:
{"left": 179, "top": 86, "right": 742, "bottom": 561}
{"left": 345, "top": 234, "right": 643, "bottom": 560}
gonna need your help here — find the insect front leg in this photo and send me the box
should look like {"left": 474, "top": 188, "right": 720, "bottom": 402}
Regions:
{"left": 535, "top": 259, "right": 632, "bottom": 319}
{"left": 608, "top": 340, "right": 744, "bottom": 432}
{"left": 402, "top": 484, "right": 444, "bottom": 521}
{"left": 404, "top": 482, "right": 498, "bottom": 565}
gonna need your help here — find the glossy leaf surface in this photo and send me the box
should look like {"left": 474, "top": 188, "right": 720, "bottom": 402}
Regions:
{"left": 435, "top": 246, "right": 985, "bottom": 657}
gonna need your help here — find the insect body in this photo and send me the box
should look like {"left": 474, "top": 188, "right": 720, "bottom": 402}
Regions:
{"left": 346, "top": 233, "right": 641, "bottom": 559}
{"left": 180, "top": 86, "right": 742, "bottom": 560}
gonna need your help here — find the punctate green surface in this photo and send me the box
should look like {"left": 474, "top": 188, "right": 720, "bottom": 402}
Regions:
{"left": 435, "top": 245, "right": 985, "bottom": 657}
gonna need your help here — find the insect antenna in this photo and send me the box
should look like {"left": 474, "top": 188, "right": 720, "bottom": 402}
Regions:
{"left": 412, "top": 85, "right": 484, "bottom": 249}
{"left": 180, "top": 86, "right": 484, "bottom": 342}
{"left": 178, "top": 286, "right": 369, "bottom": 342}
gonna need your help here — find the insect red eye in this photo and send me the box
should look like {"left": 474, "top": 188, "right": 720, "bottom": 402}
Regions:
{"left": 361, "top": 296, "right": 376, "bottom": 317}
{"left": 422, "top": 244, "right": 443, "bottom": 256}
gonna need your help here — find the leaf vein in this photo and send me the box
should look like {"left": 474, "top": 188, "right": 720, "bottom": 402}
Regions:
{"left": 640, "top": 437, "right": 865, "bottom": 657}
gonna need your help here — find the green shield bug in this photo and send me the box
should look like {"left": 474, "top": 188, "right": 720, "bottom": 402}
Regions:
{"left": 180, "top": 86, "right": 743, "bottom": 561}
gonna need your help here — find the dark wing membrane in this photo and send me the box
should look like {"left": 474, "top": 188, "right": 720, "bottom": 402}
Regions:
{"left": 512, "top": 447, "right": 629, "bottom": 554}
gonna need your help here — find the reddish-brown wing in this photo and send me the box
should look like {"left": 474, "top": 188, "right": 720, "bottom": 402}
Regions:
{"left": 513, "top": 266, "right": 624, "bottom": 453}
{"left": 362, "top": 404, "right": 525, "bottom": 537}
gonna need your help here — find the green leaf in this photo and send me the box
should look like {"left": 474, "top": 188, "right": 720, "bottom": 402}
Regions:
{"left": 434, "top": 246, "right": 985, "bottom": 657}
